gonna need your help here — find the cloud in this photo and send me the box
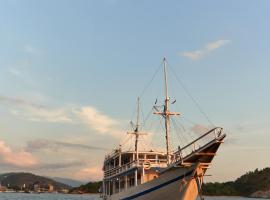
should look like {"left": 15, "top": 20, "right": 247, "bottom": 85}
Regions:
{"left": 24, "top": 45, "right": 34, "bottom": 54}
{"left": 77, "top": 106, "right": 123, "bottom": 137}
{"left": 26, "top": 107, "right": 73, "bottom": 123}
{"left": 1, "top": 95, "right": 124, "bottom": 136}
{"left": 190, "top": 124, "right": 210, "bottom": 135}
{"left": 24, "top": 45, "right": 39, "bottom": 54}
{"left": 0, "top": 139, "right": 88, "bottom": 171}
{"left": 8, "top": 65, "right": 34, "bottom": 85}
{"left": 74, "top": 166, "right": 103, "bottom": 181}
{"left": 6, "top": 45, "right": 39, "bottom": 87}
{"left": 206, "top": 40, "right": 230, "bottom": 50}
{"left": 8, "top": 68, "right": 22, "bottom": 77}
{"left": 34, "top": 160, "right": 85, "bottom": 170}
{"left": 0, "top": 95, "right": 44, "bottom": 109}
{"left": 180, "top": 39, "right": 231, "bottom": 60}
{"left": 26, "top": 139, "right": 109, "bottom": 152}
{"left": 223, "top": 137, "right": 238, "bottom": 146}
{"left": 181, "top": 50, "right": 204, "bottom": 60}
{"left": 0, "top": 140, "right": 38, "bottom": 167}
{"left": 0, "top": 95, "right": 72, "bottom": 123}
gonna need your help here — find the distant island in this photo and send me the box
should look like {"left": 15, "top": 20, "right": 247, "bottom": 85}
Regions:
{"left": 51, "top": 177, "right": 85, "bottom": 188}
{"left": 70, "top": 181, "right": 102, "bottom": 194}
{"left": 0, "top": 172, "right": 101, "bottom": 194}
{"left": 0, "top": 172, "right": 71, "bottom": 193}
{"left": 203, "top": 167, "right": 270, "bottom": 198}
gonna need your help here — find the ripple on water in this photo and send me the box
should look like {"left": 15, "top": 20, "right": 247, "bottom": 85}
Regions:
{"left": 0, "top": 193, "right": 265, "bottom": 200}
{"left": 0, "top": 193, "right": 101, "bottom": 200}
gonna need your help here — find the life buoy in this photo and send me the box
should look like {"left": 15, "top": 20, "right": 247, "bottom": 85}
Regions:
{"left": 143, "top": 161, "right": 151, "bottom": 170}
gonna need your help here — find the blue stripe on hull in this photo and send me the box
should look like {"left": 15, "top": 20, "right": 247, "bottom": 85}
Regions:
{"left": 120, "top": 170, "right": 194, "bottom": 200}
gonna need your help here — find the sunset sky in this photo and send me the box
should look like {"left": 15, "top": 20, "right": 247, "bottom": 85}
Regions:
{"left": 0, "top": 0, "right": 269, "bottom": 182}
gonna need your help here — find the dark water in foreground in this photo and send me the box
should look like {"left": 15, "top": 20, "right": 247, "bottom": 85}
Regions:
{"left": 0, "top": 193, "right": 267, "bottom": 200}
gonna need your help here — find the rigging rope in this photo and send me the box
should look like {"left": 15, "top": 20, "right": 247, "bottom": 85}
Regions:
{"left": 138, "top": 61, "right": 163, "bottom": 98}
{"left": 166, "top": 61, "right": 215, "bottom": 127}
{"left": 141, "top": 107, "right": 155, "bottom": 129}
{"left": 121, "top": 58, "right": 215, "bottom": 152}
{"left": 171, "top": 118, "right": 191, "bottom": 150}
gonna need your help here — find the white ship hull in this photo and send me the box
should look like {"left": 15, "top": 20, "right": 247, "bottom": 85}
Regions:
{"left": 105, "top": 164, "right": 203, "bottom": 200}
{"left": 103, "top": 133, "right": 225, "bottom": 200}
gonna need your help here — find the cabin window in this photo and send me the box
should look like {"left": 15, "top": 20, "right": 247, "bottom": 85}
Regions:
{"left": 158, "top": 155, "right": 167, "bottom": 160}
{"left": 122, "top": 156, "right": 130, "bottom": 165}
{"left": 139, "top": 154, "right": 144, "bottom": 159}
{"left": 146, "top": 155, "right": 156, "bottom": 159}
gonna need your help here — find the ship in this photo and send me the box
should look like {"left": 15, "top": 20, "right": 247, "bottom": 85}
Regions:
{"left": 101, "top": 58, "right": 226, "bottom": 200}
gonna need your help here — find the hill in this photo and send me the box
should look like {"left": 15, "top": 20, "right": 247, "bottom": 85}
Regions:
{"left": 69, "top": 181, "right": 102, "bottom": 194}
{"left": 51, "top": 177, "right": 85, "bottom": 187}
{"left": 0, "top": 172, "right": 71, "bottom": 191}
{"left": 203, "top": 168, "right": 270, "bottom": 198}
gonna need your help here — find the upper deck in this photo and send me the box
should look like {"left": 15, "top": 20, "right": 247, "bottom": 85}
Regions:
{"left": 103, "top": 150, "right": 168, "bottom": 179}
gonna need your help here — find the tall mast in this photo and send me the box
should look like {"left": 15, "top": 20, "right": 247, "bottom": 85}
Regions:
{"left": 128, "top": 97, "right": 147, "bottom": 161}
{"left": 135, "top": 97, "right": 140, "bottom": 161}
{"left": 154, "top": 58, "right": 180, "bottom": 165}
{"left": 163, "top": 58, "right": 171, "bottom": 164}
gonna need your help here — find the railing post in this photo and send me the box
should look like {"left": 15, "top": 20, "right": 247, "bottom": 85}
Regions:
{"left": 124, "top": 175, "right": 128, "bottom": 190}
{"left": 118, "top": 178, "right": 121, "bottom": 193}
{"left": 108, "top": 181, "right": 111, "bottom": 195}
{"left": 141, "top": 167, "right": 145, "bottom": 184}
{"left": 103, "top": 181, "right": 105, "bottom": 196}
{"left": 112, "top": 180, "right": 115, "bottom": 194}
{"left": 135, "top": 169, "right": 138, "bottom": 186}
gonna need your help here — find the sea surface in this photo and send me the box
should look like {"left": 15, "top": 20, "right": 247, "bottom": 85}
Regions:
{"left": 0, "top": 193, "right": 267, "bottom": 200}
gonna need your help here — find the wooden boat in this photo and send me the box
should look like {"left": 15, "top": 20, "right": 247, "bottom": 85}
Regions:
{"left": 101, "top": 58, "right": 226, "bottom": 200}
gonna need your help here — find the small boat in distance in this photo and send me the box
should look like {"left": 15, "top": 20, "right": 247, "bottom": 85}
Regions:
{"left": 101, "top": 58, "right": 226, "bottom": 200}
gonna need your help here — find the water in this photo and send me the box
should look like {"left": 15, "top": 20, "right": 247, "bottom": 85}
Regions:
{"left": 205, "top": 197, "right": 266, "bottom": 200}
{"left": 0, "top": 193, "right": 99, "bottom": 200}
{"left": 0, "top": 193, "right": 266, "bottom": 200}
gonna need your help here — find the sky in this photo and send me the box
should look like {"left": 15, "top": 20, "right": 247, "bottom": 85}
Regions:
{"left": 0, "top": 0, "right": 269, "bottom": 182}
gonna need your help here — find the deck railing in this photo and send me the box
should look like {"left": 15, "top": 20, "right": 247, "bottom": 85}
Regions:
{"left": 104, "top": 158, "right": 168, "bottom": 178}
{"left": 104, "top": 160, "right": 137, "bottom": 178}
{"left": 173, "top": 127, "right": 223, "bottom": 162}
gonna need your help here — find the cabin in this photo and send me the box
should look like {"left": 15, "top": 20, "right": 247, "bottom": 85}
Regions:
{"left": 102, "top": 149, "right": 172, "bottom": 196}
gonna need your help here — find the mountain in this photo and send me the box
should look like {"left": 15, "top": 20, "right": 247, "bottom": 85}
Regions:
{"left": 203, "top": 167, "right": 270, "bottom": 198}
{"left": 51, "top": 177, "right": 85, "bottom": 187}
{"left": 69, "top": 181, "right": 102, "bottom": 194}
{"left": 0, "top": 172, "right": 71, "bottom": 190}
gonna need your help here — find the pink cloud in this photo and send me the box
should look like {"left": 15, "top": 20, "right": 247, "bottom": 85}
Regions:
{"left": 0, "top": 140, "right": 38, "bottom": 167}
{"left": 191, "top": 124, "right": 210, "bottom": 135}
{"left": 77, "top": 106, "right": 122, "bottom": 137}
